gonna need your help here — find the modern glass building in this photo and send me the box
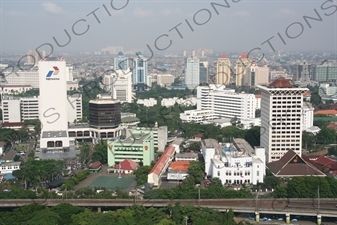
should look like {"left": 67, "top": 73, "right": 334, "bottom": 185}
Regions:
{"left": 113, "top": 51, "right": 129, "bottom": 70}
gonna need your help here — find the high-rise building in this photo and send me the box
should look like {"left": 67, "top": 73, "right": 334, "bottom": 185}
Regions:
{"left": 88, "top": 94, "right": 122, "bottom": 143}
{"left": 110, "top": 69, "right": 133, "bottom": 103}
{"left": 235, "top": 53, "right": 250, "bottom": 86}
{"left": 197, "top": 85, "right": 256, "bottom": 120}
{"left": 113, "top": 51, "right": 129, "bottom": 70}
{"left": 258, "top": 77, "right": 308, "bottom": 163}
{"left": 216, "top": 54, "right": 231, "bottom": 85}
{"left": 244, "top": 64, "right": 269, "bottom": 87}
{"left": 199, "top": 62, "right": 208, "bottom": 84}
{"left": 313, "top": 62, "right": 337, "bottom": 82}
{"left": 132, "top": 52, "right": 148, "bottom": 91}
{"left": 292, "top": 61, "right": 314, "bottom": 82}
{"left": 183, "top": 50, "right": 187, "bottom": 57}
{"left": 39, "top": 58, "right": 70, "bottom": 152}
{"left": 26, "top": 50, "right": 43, "bottom": 65}
{"left": 184, "top": 57, "right": 200, "bottom": 90}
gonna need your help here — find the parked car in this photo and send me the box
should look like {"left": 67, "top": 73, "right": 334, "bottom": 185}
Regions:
{"left": 291, "top": 218, "right": 298, "bottom": 222}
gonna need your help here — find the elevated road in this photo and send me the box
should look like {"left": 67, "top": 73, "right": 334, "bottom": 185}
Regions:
{"left": 0, "top": 198, "right": 336, "bottom": 217}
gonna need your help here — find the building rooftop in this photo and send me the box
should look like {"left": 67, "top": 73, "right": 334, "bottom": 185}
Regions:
{"left": 41, "top": 131, "right": 68, "bottom": 139}
{"left": 68, "top": 123, "right": 90, "bottom": 129}
{"left": 168, "top": 160, "right": 190, "bottom": 172}
{"left": 233, "top": 138, "right": 254, "bottom": 155}
{"left": 269, "top": 77, "right": 294, "bottom": 88}
{"left": 176, "top": 152, "right": 198, "bottom": 158}
{"left": 1, "top": 161, "right": 21, "bottom": 166}
{"left": 120, "top": 133, "right": 151, "bottom": 144}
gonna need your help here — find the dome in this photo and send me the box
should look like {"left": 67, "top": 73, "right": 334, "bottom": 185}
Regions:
{"left": 269, "top": 77, "right": 293, "bottom": 88}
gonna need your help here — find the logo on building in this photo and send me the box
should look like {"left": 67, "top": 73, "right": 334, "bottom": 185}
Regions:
{"left": 46, "top": 66, "right": 60, "bottom": 80}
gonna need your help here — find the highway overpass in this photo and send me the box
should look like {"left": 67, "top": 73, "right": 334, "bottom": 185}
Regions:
{"left": 0, "top": 198, "right": 336, "bottom": 217}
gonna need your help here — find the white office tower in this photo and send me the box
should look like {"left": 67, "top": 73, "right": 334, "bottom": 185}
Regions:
{"left": 39, "top": 58, "right": 69, "bottom": 152}
{"left": 196, "top": 85, "right": 255, "bottom": 120}
{"left": 258, "top": 77, "right": 308, "bottom": 163}
{"left": 244, "top": 64, "right": 269, "bottom": 87}
{"left": 216, "top": 54, "right": 231, "bottom": 85}
{"left": 111, "top": 69, "right": 133, "bottom": 103}
{"left": 184, "top": 57, "right": 200, "bottom": 90}
{"left": 114, "top": 51, "right": 129, "bottom": 70}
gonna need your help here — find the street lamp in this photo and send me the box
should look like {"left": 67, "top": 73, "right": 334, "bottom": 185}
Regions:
{"left": 184, "top": 216, "right": 188, "bottom": 225}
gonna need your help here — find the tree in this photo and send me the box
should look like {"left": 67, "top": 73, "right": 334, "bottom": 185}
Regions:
{"left": 316, "top": 128, "right": 336, "bottom": 145}
{"left": 244, "top": 126, "right": 260, "bottom": 147}
{"left": 302, "top": 131, "right": 315, "bottom": 149}
{"left": 255, "top": 109, "right": 261, "bottom": 118}
{"left": 328, "top": 146, "right": 337, "bottom": 156}
{"left": 210, "top": 177, "right": 223, "bottom": 187}
{"left": 134, "top": 165, "right": 152, "bottom": 185}
{"left": 188, "top": 142, "right": 201, "bottom": 152}
{"left": 78, "top": 142, "right": 90, "bottom": 164}
{"left": 91, "top": 141, "right": 107, "bottom": 164}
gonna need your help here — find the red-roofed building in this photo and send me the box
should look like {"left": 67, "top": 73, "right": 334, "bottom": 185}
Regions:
{"left": 194, "top": 133, "right": 203, "bottom": 141}
{"left": 269, "top": 77, "right": 294, "bottom": 88}
{"left": 108, "top": 159, "right": 139, "bottom": 174}
{"left": 302, "top": 155, "right": 337, "bottom": 175}
{"left": 1, "top": 122, "right": 25, "bottom": 130}
{"left": 167, "top": 161, "right": 190, "bottom": 181}
{"left": 220, "top": 53, "right": 227, "bottom": 58}
{"left": 89, "top": 161, "right": 102, "bottom": 173}
{"left": 148, "top": 145, "right": 176, "bottom": 187}
{"left": 314, "top": 109, "right": 337, "bottom": 116}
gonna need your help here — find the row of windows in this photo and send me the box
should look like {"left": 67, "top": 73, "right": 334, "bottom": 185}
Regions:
{"left": 1, "top": 166, "right": 19, "bottom": 170}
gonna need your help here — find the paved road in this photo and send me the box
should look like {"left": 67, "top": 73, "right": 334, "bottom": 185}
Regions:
{"left": 0, "top": 198, "right": 336, "bottom": 216}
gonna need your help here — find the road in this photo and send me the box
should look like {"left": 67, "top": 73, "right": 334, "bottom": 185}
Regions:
{"left": 0, "top": 198, "right": 336, "bottom": 217}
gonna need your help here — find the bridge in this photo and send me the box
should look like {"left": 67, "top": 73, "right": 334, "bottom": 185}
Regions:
{"left": 0, "top": 198, "right": 336, "bottom": 217}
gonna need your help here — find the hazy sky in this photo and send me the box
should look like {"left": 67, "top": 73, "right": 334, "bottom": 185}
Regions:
{"left": 0, "top": 0, "right": 336, "bottom": 56}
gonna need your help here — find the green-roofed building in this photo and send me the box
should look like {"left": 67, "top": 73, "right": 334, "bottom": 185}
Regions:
{"left": 107, "top": 131, "right": 154, "bottom": 167}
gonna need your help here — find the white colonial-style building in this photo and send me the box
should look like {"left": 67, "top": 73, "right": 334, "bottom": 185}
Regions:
{"left": 201, "top": 138, "right": 265, "bottom": 185}
{"left": 0, "top": 162, "right": 21, "bottom": 174}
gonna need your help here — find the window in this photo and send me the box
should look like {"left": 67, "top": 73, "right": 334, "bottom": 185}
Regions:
{"left": 217, "top": 171, "right": 220, "bottom": 176}
{"left": 257, "top": 171, "right": 260, "bottom": 176}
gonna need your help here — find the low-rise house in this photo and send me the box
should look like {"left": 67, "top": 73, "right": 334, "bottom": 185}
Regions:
{"left": 108, "top": 159, "right": 139, "bottom": 174}
{"left": 0, "top": 162, "right": 21, "bottom": 174}
{"left": 167, "top": 160, "right": 190, "bottom": 181}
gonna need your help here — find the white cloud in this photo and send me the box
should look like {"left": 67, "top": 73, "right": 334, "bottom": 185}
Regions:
{"left": 42, "top": 2, "right": 63, "bottom": 15}
{"left": 161, "top": 8, "right": 181, "bottom": 17}
{"left": 133, "top": 8, "right": 154, "bottom": 18}
{"left": 234, "top": 11, "right": 251, "bottom": 17}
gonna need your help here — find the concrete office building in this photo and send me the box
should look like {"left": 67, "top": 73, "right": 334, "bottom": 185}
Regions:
{"left": 125, "top": 124, "right": 168, "bottom": 151}
{"left": 292, "top": 61, "right": 314, "bottom": 82}
{"left": 157, "top": 74, "right": 175, "bottom": 87}
{"left": 258, "top": 77, "right": 308, "bottom": 163}
{"left": 216, "top": 54, "right": 231, "bottom": 85}
{"left": 184, "top": 57, "right": 200, "bottom": 90}
{"left": 235, "top": 53, "right": 250, "bottom": 86}
{"left": 110, "top": 69, "right": 134, "bottom": 103}
{"left": 1, "top": 94, "right": 82, "bottom": 124}
{"left": 89, "top": 94, "right": 122, "bottom": 143}
{"left": 2, "top": 66, "right": 76, "bottom": 89}
{"left": 313, "top": 62, "right": 337, "bottom": 82}
{"left": 244, "top": 64, "right": 269, "bottom": 87}
{"left": 114, "top": 51, "right": 129, "bottom": 70}
{"left": 199, "top": 62, "right": 208, "bottom": 84}
{"left": 132, "top": 52, "right": 148, "bottom": 91}
{"left": 196, "top": 85, "right": 255, "bottom": 120}
{"left": 39, "top": 58, "right": 70, "bottom": 152}
{"left": 107, "top": 132, "right": 154, "bottom": 166}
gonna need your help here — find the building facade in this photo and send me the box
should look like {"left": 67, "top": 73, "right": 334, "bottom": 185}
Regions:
{"left": 196, "top": 85, "right": 256, "bottom": 120}
{"left": 114, "top": 51, "right": 129, "bottom": 70}
{"left": 201, "top": 138, "right": 265, "bottom": 185}
{"left": 244, "top": 64, "right": 269, "bottom": 87}
{"left": 110, "top": 69, "right": 133, "bottom": 103}
{"left": 258, "top": 77, "right": 308, "bottom": 163}
{"left": 235, "top": 53, "right": 250, "bottom": 86}
{"left": 39, "top": 58, "right": 70, "bottom": 152}
{"left": 107, "top": 132, "right": 154, "bottom": 166}
{"left": 132, "top": 53, "right": 148, "bottom": 91}
{"left": 216, "top": 54, "right": 231, "bottom": 85}
{"left": 184, "top": 57, "right": 200, "bottom": 90}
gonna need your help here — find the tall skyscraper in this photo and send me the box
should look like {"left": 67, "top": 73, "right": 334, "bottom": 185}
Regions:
{"left": 216, "top": 54, "right": 231, "bottom": 85}
{"left": 235, "top": 53, "right": 250, "bottom": 86}
{"left": 183, "top": 50, "right": 187, "bottom": 57}
{"left": 184, "top": 57, "right": 200, "bottom": 90}
{"left": 39, "top": 57, "right": 69, "bottom": 152}
{"left": 132, "top": 52, "right": 148, "bottom": 91}
{"left": 114, "top": 51, "right": 129, "bottom": 70}
{"left": 199, "top": 62, "right": 208, "bottom": 84}
{"left": 258, "top": 77, "right": 308, "bottom": 163}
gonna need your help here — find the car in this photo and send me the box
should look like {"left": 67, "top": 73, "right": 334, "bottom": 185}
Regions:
{"left": 291, "top": 218, "right": 298, "bottom": 222}
{"left": 248, "top": 217, "right": 254, "bottom": 221}
{"left": 261, "top": 217, "right": 268, "bottom": 221}
{"left": 277, "top": 218, "right": 284, "bottom": 221}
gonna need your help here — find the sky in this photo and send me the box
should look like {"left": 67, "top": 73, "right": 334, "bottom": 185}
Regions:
{"left": 0, "top": 0, "right": 336, "bottom": 56}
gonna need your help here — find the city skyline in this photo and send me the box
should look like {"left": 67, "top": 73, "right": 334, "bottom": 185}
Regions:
{"left": 0, "top": 0, "right": 336, "bottom": 56}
